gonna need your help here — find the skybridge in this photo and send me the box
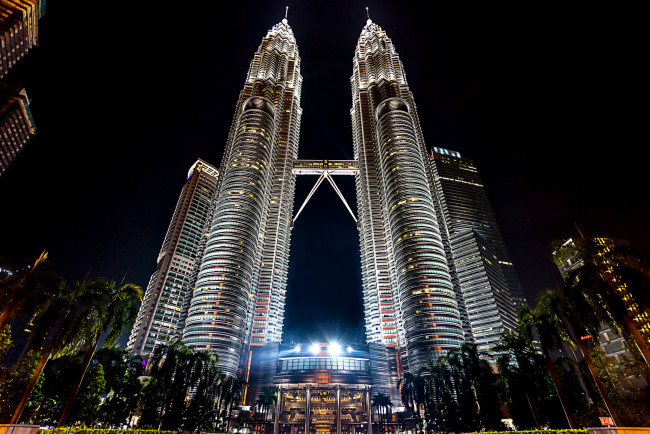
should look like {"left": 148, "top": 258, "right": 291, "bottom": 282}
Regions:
{"left": 292, "top": 159, "right": 359, "bottom": 225}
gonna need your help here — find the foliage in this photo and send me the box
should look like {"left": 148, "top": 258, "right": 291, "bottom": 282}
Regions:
{"left": 0, "top": 324, "right": 12, "bottom": 360}
{"left": 0, "top": 349, "right": 44, "bottom": 423}
{"left": 139, "top": 340, "right": 226, "bottom": 430}
{"left": 461, "top": 430, "right": 587, "bottom": 434}
{"left": 590, "top": 347, "right": 650, "bottom": 426}
{"left": 95, "top": 348, "right": 144, "bottom": 425}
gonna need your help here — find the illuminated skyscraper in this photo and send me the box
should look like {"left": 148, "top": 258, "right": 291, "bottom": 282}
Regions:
{"left": 351, "top": 19, "right": 464, "bottom": 372}
{"left": 428, "top": 147, "right": 522, "bottom": 352}
{"left": 182, "top": 18, "right": 302, "bottom": 376}
{"left": 0, "top": 86, "right": 34, "bottom": 175}
{"left": 0, "top": 0, "right": 44, "bottom": 79}
{"left": 127, "top": 159, "right": 219, "bottom": 358}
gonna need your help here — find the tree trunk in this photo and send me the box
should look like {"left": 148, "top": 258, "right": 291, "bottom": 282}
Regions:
{"left": 542, "top": 349, "right": 576, "bottom": 428}
{"left": 10, "top": 343, "right": 53, "bottom": 424}
{"left": 0, "top": 297, "right": 26, "bottom": 331}
{"left": 621, "top": 312, "right": 650, "bottom": 365}
{"left": 9, "top": 308, "right": 69, "bottom": 425}
{"left": 57, "top": 335, "right": 100, "bottom": 427}
{"left": 524, "top": 391, "right": 541, "bottom": 428}
{"left": 576, "top": 338, "right": 622, "bottom": 426}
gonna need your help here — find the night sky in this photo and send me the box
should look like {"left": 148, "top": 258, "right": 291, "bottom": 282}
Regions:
{"left": 1, "top": 2, "right": 646, "bottom": 345}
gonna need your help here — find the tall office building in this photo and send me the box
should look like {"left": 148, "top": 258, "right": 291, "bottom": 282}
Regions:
{"left": 0, "top": 0, "right": 44, "bottom": 79}
{"left": 351, "top": 19, "right": 464, "bottom": 372}
{"left": 429, "top": 147, "right": 522, "bottom": 352}
{"left": 430, "top": 147, "right": 525, "bottom": 306}
{"left": 0, "top": 86, "right": 35, "bottom": 175}
{"left": 127, "top": 159, "right": 219, "bottom": 358}
{"left": 182, "top": 18, "right": 302, "bottom": 376}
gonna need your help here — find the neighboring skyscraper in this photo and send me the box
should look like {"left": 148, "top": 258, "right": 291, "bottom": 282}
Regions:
{"left": 182, "top": 18, "right": 302, "bottom": 376}
{"left": 0, "top": 0, "right": 44, "bottom": 79}
{"left": 0, "top": 86, "right": 35, "bottom": 175}
{"left": 127, "top": 159, "right": 219, "bottom": 358}
{"left": 1, "top": 0, "right": 44, "bottom": 174}
{"left": 351, "top": 19, "right": 464, "bottom": 372}
{"left": 428, "top": 147, "right": 523, "bottom": 352}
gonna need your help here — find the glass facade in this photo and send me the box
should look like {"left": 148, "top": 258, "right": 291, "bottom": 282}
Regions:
{"left": 351, "top": 20, "right": 463, "bottom": 371}
{"left": 182, "top": 18, "right": 302, "bottom": 376}
{"left": 127, "top": 159, "right": 219, "bottom": 359}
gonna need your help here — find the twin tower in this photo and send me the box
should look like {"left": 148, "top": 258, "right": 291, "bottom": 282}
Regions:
{"left": 128, "top": 16, "right": 523, "bottom": 377}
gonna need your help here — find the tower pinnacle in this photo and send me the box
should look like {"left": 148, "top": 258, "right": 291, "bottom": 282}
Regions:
{"left": 283, "top": 6, "right": 288, "bottom": 24}
{"left": 366, "top": 7, "right": 372, "bottom": 25}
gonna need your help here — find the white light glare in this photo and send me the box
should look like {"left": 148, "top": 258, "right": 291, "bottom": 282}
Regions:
{"left": 347, "top": 346, "right": 354, "bottom": 353}
{"left": 294, "top": 344, "right": 301, "bottom": 352}
{"left": 328, "top": 342, "right": 342, "bottom": 356}
{"left": 310, "top": 343, "right": 321, "bottom": 355}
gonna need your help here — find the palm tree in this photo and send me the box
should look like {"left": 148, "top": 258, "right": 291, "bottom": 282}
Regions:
{"left": 10, "top": 278, "right": 109, "bottom": 424}
{"left": 255, "top": 386, "right": 277, "bottom": 434}
{"left": 0, "top": 251, "right": 61, "bottom": 331}
{"left": 57, "top": 278, "right": 142, "bottom": 426}
{"left": 518, "top": 294, "right": 576, "bottom": 428}
{"left": 558, "top": 239, "right": 650, "bottom": 365}
{"left": 494, "top": 330, "right": 543, "bottom": 428}
{"left": 399, "top": 372, "right": 424, "bottom": 433}
{"left": 556, "top": 277, "right": 623, "bottom": 426}
{"left": 371, "top": 392, "right": 393, "bottom": 434}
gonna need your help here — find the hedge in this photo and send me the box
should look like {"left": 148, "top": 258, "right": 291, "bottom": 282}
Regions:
{"left": 462, "top": 430, "right": 588, "bottom": 434}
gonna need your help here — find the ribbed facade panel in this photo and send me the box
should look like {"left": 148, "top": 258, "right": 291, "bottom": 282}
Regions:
{"left": 127, "top": 160, "right": 219, "bottom": 359}
{"left": 351, "top": 20, "right": 463, "bottom": 372}
{"left": 183, "top": 19, "right": 302, "bottom": 376}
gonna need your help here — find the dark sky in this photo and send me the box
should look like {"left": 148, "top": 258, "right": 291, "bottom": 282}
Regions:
{"left": 1, "top": 2, "right": 646, "bottom": 344}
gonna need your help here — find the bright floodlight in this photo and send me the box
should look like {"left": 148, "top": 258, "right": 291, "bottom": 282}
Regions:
{"left": 294, "top": 344, "right": 301, "bottom": 352}
{"left": 328, "top": 342, "right": 342, "bottom": 356}
{"left": 347, "top": 346, "right": 354, "bottom": 353}
{"left": 310, "top": 343, "right": 321, "bottom": 355}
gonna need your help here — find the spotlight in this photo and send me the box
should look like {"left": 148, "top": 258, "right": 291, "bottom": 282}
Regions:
{"left": 310, "top": 343, "right": 321, "bottom": 355}
{"left": 328, "top": 342, "right": 342, "bottom": 356}
{"left": 294, "top": 344, "right": 301, "bottom": 352}
{"left": 347, "top": 346, "right": 354, "bottom": 353}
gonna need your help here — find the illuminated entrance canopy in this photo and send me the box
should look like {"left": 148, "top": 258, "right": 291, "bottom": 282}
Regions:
{"left": 292, "top": 160, "right": 359, "bottom": 226}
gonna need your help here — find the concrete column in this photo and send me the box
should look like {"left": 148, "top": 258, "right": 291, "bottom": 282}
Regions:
{"left": 305, "top": 387, "right": 311, "bottom": 434}
{"left": 336, "top": 385, "right": 341, "bottom": 434}
{"left": 366, "top": 386, "right": 372, "bottom": 434}
{"left": 274, "top": 385, "right": 282, "bottom": 434}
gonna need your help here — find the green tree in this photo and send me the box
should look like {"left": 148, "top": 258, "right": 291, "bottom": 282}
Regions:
{"left": 556, "top": 239, "right": 650, "bottom": 365}
{"left": 518, "top": 293, "right": 576, "bottom": 428}
{"left": 558, "top": 272, "right": 623, "bottom": 426}
{"left": 57, "top": 278, "right": 142, "bottom": 426}
{"left": 10, "top": 278, "right": 114, "bottom": 424}
{"left": 69, "top": 363, "right": 106, "bottom": 425}
{"left": 0, "top": 350, "right": 44, "bottom": 423}
{"left": 96, "top": 348, "right": 144, "bottom": 426}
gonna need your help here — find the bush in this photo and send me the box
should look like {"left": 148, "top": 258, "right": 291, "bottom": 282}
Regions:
{"left": 461, "top": 430, "right": 588, "bottom": 434}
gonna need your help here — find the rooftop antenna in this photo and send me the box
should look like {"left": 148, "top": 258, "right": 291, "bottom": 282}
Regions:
{"left": 285, "top": 6, "right": 289, "bottom": 20}
{"left": 366, "top": 7, "right": 370, "bottom": 20}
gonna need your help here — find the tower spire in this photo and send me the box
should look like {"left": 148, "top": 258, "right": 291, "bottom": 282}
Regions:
{"left": 284, "top": 6, "right": 289, "bottom": 21}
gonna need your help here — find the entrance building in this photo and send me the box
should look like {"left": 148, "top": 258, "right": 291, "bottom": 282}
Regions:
{"left": 244, "top": 343, "right": 399, "bottom": 434}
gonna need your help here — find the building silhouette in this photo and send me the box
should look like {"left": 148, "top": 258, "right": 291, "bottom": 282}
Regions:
{"left": 127, "top": 159, "right": 219, "bottom": 358}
